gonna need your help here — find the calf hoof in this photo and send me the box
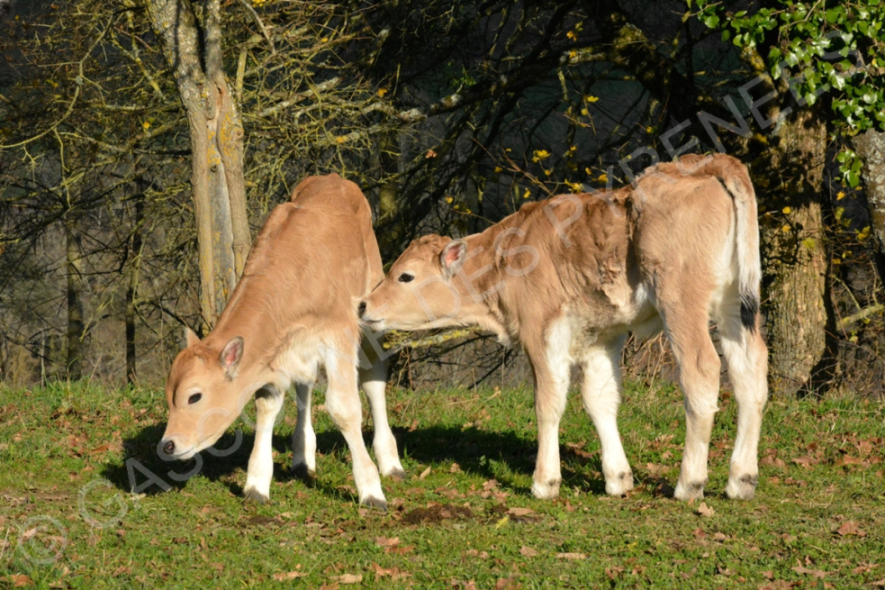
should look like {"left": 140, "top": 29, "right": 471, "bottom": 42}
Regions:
{"left": 673, "top": 479, "right": 707, "bottom": 502}
{"left": 360, "top": 496, "right": 388, "bottom": 512}
{"left": 531, "top": 478, "right": 561, "bottom": 500}
{"left": 725, "top": 473, "right": 758, "bottom": 500}
{"left": 384, "top": 467, "right": 407, "bottom": 482}
{"left": 243, "top": 487, "right": 270, "bottom": 504}
{"left": 292, "top": 462, "right": 317, "bottom": 484}
{"left": 605, "top": 471, "right": 635, "bottom": 496}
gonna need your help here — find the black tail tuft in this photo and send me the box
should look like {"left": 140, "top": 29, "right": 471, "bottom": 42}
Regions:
{"left": 740, "top": 295, "right": 759, "bottom": 332}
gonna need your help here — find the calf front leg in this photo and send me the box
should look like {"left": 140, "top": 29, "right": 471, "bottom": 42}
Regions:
{"left": 244, "top": 386, "right": 284, "bottom": 503}
{"left": 528, "top": 332, "right": 571, "bottom": 500}
{"left": 291, "top": 382, "right": 317, "bottom": 481}
{"left": 359, "top": 338, "right": 405, "bottom": 479}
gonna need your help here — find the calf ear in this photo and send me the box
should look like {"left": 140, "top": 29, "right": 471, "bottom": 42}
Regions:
{"left": 439, "top": 240, "right": 467, "bottom": 279}
{"left": 220, "top": 337, "right": 244, "bottom": 379}
{"left": 185, "top": 327, "right": 201, "bottom": 348}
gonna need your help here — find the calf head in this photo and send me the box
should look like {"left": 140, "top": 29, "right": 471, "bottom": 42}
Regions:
{"left": 361, "top": 234, "right": 483, "bottom": 331}
{"left": 160, "top": 329, "right": 249, "bottom": 460}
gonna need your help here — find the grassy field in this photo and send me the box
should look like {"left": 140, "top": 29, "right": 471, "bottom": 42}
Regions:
{"left": 0, "top": 380, "right": 883, "bottom": 589}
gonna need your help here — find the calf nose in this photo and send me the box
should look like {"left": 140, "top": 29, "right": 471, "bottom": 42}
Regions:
{"left": 357, "top": 301, "right": 367, "bottom": 317}
{"left": 162, "top": 440, "right": 175, "bottom": 455}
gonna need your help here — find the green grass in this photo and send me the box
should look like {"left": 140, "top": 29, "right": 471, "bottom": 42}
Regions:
{"left": 0, "top": 380, "right": 883, "bottom": 589}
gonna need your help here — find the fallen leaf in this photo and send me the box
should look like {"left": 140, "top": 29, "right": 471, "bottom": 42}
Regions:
{"left": 273, "top": 571, "right": 306, "bottom": 581}
{"left": 519, "top": 546, "right": 538, "bottom": 557}
{"left": 836, "top": 521, "right": 866, "bottom": 537}
{"left": 209, "top": 562, "right": 224, "bottom": 572}
{"left": 389, "top": 545, "right": 415, "bottom": 555}
{"left": 605, "top": 566, "right": 624, "bottom": 580}
{"left": 791, "top": 456, "right": 816, "bottom": 467}
{"left": 418, "top": 467, "right": 431, "bottom": 480}
{"left": 792, "top": 565, "right": 829, "bottom": 578}
{"left": 371, "top": 563, "right": 411, "bottom": 580}
{"left": 697, "top": 502, "right": 715, "bottom": 517}
{"left": 8, "top": 575, "right": 31, "bottom": 588}
{"left": 334, "top": 574, "right": 362, "bottom": 584}
{"left": 450, "top": 463, "right": 462, "bottom": 473}
{"left": 495, "top": 577, "right": 521, "bottom": 590}
{"left": 556, "top": 552, "right": 586, "bottom": 560}
{"left": 760, "top": 456, "right": 787, "bottom": 468}
{"left": 374, "top": 536, "right": 399, "bottom": 548}
{"left": 508, "top": 507, "right": 535, "bottom": 517}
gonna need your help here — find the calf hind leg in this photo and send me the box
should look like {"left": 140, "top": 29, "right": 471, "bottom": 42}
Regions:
{"left": 661, "top": 304, "right": 722, "bottom": 502}
{"left": 291, "top": 382, "right": 317, "bottom": 481}
{"left": 719, "top": 305, "right": 768, "bottom": 500}
{"left": 579, "top": 339, "right": 633, "bottom": 496}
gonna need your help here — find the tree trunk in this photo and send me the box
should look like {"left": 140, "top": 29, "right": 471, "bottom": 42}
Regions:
{"left": 65, "top": 219, "right": 84, "bottom": 380}
{"left": 125, "top": 193, "right": 144, "bottom": 386}
{"left": 852, "top": 129, "right": 885, "bottom": 283}
{"left": 146, "top": 0, "right": 250, "bottom": 328}
{"left": 206, "top": 0, "right": 250, "bottom": 281}
{"left": 762, "top": 109, "right": 829, "bottom": 396}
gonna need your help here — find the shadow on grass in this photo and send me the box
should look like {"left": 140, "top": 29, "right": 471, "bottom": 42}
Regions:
{"left": 100, "top": 422, "right": 608, "bottom": 501}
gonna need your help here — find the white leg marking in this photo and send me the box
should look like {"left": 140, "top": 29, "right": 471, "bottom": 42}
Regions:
{"left": 291, "top": 382, "right": 317, "bottom": 479}
{"left": 530, "top": 318, "right": 572, "bottom": 500}
{"left": 719, "top": 308, "right": 768, "bottom": 500}
{"left": 359, "top": 345, "right": 405, "bottom": 479}
{"left": 244, "top": 386, "right": 284, "bottom": 502}
{"left": 580, "top": 339, "right": 634, "bottom": 496}
{"left": 323, "top": 342, "right": 386, "bottom": 509}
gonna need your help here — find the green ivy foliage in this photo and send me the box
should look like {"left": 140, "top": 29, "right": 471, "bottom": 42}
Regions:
{"left": 690, "top": 0, "right": 885, "bottom": 187}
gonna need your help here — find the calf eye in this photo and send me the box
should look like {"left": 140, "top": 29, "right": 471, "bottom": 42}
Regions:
{"left": 398, "top": 273, "right": 415, "bottom": 283}
{"left": 188, "top": 393, "right": 202, "bottom": 405}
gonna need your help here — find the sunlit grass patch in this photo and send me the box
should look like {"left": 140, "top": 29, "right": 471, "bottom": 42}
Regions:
{"left": 0, "top": 381, "right": 883, "bottom": 588}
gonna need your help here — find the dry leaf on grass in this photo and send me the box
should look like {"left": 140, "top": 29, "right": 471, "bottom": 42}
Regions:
{"left": 556, "top": 552, "right": 586, "bottom": 560}
{"left": 418, "top": 467, "right": 431, "bottom": 480}
{"left": 273, "top": 571, "right": 306, "bottom": 581}
{"left": 791, "top": 565, "right": 829, "bottom": 578}
{"left": 519, "top": 546, "right": 538, "bottom": 557}
{"left": 334, "top": 573, "right": 363, "bottom": 584}
{"left": 374, "top": 536, "right": 399, "bottom": 548}
{"left": 507, "top": 507, "right": 535, "bottom": 517}
{"left": 836, "top": 521, "right": 866, "bottom": 537}
{"left": 697, "top": 502, "right": 715, "bottom": 517}
{"left": 371, "top": 563, "right": 412, "bottom": 580}
{"left": 6, "top": 575, "right": 32, "bottom": 588}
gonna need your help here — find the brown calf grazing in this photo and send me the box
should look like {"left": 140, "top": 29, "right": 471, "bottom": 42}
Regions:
{"left": 361, "top": 153, "right": 767, "bottom": 502}
{"left": 161, "top": 174, "right": 404, "bottom": 509}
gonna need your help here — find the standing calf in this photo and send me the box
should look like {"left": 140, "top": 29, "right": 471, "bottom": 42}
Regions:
{"left": 361, "top": 154, "right": 768, "bottom": 502}
{"left": 161, "top": 174, "right": 404, "bottom": 508}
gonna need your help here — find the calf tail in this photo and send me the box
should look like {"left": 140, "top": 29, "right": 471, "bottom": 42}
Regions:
{"left": 721, "top": 166, "right": 762, "bottom": 331}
